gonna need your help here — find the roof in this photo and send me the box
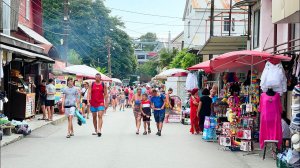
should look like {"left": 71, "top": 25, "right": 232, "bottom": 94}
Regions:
{"left": 18, "top": 24, "right": 52, "bottom": 45}
{"left": 183, "top": 0, "right": 242, "bottom": 20}
{"left": 197, "top": 36, "right": 247, "bottom": 55}
{"left": 171, "top": 31, "right": 184, "bottom": 43}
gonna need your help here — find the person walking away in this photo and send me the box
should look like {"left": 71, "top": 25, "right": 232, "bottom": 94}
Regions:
{"left": 197, "top": 88, "right": 212, "bottom": 134}
{"left": 132, "top": 88, "right": 143, "bottom": 134}
{"left": 88, "top": 73, "right": 108, "bottom": 137}
{"left": 151, "top": 89, "right": 166, "bottom": 136}
{"left": 46, "top": 79, "right": 56, "bottom": 121}
{"left": 119, "top": 91, "right": 126, "bottom": 111}
{"left": 190, "top": 88, "right": 200, "bottom": 134}
{"left": 81, "top": 82, "right": 90, "bottom": 119}
{"left": 128, "top": 87, "right": 134, "bottom": 107}
{"left": 62, "top": 77, "right": 79, "bottom": 138}
{"left": 38, "top": 79, "right": 47, "bottom": 120}
{"left": 124, "top": 87, "right": 130, "bottom": 108}
{"left": 141, "top": 93, "right": 151, "bottom": 135}
{"left": 165, "top": 88, "right": 173, "bottom": 123}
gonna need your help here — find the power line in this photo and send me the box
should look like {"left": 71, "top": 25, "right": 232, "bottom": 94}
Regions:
{"left": 1, "top": 0, "right": 68, "bottom": 36}
{"left": 108, "top": 6, "right": 202, "bottom": 21}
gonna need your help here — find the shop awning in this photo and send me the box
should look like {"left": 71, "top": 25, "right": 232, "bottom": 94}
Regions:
{"left": 0, "top": 44, "right": 54, "bottom": 63}
{"left": 187, "top": 60, "right": 213, "bottom": 73}
{"left": 233, "top": 0, "right": 257, "bottom": 8}
{"left": 197, "top": 36, "right": 247, "bottom": 55}
{"left": 63, "top": 65, "right": 112, "bottom": 81}
{"left": 18, "top": 24, "right": 52, "bottom": 45}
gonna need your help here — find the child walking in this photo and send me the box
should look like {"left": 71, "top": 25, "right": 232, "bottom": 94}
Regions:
{"left": 141, "top": 93, "right": 151, "bottom": 135}
{"left": 119, "top": 91, "right": 126, "bottom": 111}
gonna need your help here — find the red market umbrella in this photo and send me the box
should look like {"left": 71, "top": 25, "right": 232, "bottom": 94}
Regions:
{"left": 211, "top": 50, "right": 292, "bottom": 72}
{"left": 187, "top": 60, "right": 213, "bottom": 73}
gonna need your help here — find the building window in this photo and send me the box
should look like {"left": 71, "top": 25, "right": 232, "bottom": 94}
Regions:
{"left": 224, "top": 18, "right": 230, "bottom": 31}
{"left": 26, "top": 0, "right": 30, "bottom": 20}
{"left": 253, "top": 10, "right": 260, "bottom": 48}
{"left": 188, "top": 21, "right": 191, "bottom": 38}
{"left": 137, "top": 55, "right": 145, "bottom": 60}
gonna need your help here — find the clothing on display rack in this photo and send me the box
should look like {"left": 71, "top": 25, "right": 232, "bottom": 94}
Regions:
{"left": 0, "top": 52, "right": 3, "bottom": 84}
{"left": 292, "top": 55, "right": 300, "bottom": 77}
{"left": 260, "top": 61, "right": 287, "bottom": 95}
{"left": 259, "top": 92, "right": 282, "bottom": 149}
{"left": 290, "top": 83, "right": 300, "bottom": 133}
{"left": 186, "top": 72, "right": 198, "bottom": 91}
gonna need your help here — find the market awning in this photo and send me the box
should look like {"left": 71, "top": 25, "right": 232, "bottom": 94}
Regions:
{"left": 187, "top": 60, "right": 213, "bottom": 73}
{"left": 63, "top": 65, "right": 112, "bottom": 81}
{"left": 197, "top": 36, "right": 247, "bottom": 55}
{"left": 0, "top": 44, "right": 55, "bottom": 63}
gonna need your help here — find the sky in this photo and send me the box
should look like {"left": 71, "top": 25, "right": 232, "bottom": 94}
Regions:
{"left": 104, "top": 0, "right": 186, "bottom": 41}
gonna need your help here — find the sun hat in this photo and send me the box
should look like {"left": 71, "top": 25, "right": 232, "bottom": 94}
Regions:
{"left": 291, "top": 134, "right": 300, "bottom": 150}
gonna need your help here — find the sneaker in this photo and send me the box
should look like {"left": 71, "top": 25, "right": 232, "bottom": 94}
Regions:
{"left": 70, "top": 133, "right": 74, "bottom": 136}
{"left": 143, "top": 131, "right": 147, "bottom": 135}
{"left": 148, "top": 129, "right": 151, "bottom": 134}
{"left": 97, "top": 133, "right": 102, "bottom": 137}
{"left": 158, "top": 131, "right": 161, "bottom": 136}
{"left": 156, "top": 132, "right": 159, "bottom": 136}
{"left": 66, "top": 134, "right": 71, "bottom": 138}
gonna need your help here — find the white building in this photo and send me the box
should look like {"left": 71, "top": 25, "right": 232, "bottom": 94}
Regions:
{"left": 183, "top": 0, "right": 248, "bottom": 60}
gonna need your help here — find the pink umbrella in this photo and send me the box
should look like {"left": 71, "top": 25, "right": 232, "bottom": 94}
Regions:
{"left": 211, "top": 50, "right": 292, "bottom": 72}
{"left": 187, "top": 60, "right": 213, "bottom": 73}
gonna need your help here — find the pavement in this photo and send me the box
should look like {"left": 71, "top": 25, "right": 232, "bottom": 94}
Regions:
{"left": 1, "top": 114, "right": 66, "bottom": 147}
{"left": 1, "top": 108, "right": 276, "bottom": 168}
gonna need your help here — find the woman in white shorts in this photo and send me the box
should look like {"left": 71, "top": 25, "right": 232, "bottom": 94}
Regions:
{"left": 62, "top": 77, "right": 79, "bottom": 138}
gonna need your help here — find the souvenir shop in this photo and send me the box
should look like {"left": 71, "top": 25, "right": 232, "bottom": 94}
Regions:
{"left": 186, "top": 51, "right": 300, "bottom": 165}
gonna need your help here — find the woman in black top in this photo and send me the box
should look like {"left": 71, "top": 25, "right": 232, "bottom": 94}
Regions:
{"left": 197, "top": 88, "right": 212, "bottom": 133}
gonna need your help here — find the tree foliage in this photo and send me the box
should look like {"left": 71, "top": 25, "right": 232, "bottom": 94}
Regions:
{"left": 43, "top": 0, "right": 136, "bottom": 79}
{"left": 67, "top": 49, "right": 82, "bottom": 65}
{"left": 159, "top": 48, "right": 178, "bottom": 69}
{"left": 170, "top": 49, "right": 198, "bottom": 69}
{"left": 139, "top": 32, "right": 157, "bottom": 51}
{"left": 137, "top": 61, "right": 158, "bottom": 82}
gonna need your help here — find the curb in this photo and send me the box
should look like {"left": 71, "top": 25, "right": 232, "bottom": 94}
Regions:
{"left": 1, "top": 115, "right": 67, "bottom": 147}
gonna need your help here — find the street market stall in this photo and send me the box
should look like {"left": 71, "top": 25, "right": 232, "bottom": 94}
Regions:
{"left": 187, "top": 50, "right": 293, "bottom": 152}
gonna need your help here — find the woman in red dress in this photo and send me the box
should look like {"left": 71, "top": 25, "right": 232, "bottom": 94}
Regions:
{"left": 190, "top": 88, "right": 200, "bottom": 134}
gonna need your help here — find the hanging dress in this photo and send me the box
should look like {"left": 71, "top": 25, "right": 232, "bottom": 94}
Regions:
{"left": 259, "top": 92, "right": 282, "bottom": 149}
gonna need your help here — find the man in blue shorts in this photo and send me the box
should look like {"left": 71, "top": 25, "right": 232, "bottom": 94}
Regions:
{"left": 151, "top": 89, "right": 166, "bottom": 136}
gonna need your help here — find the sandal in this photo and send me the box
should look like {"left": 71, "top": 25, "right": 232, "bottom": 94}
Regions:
{"left": 92, "top": 133, "right": 97, "bottom": 135}
{"left": 148, "top": 129, "right": 151, "bottom": 134}
{"left": 136, "top": 132, "right": 139, "bottom": 135}
{"left": 70, "top": 133, "right": 74, "bottom": 136}
{"left": 143, "top": 132, "right": 147, "bottom": 135}
{"left": 66, "top": 134, "right": 71, "bottom": 138}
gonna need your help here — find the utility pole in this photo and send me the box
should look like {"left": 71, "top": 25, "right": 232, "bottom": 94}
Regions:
{"left": 63, "top": 0, "right": 69, "bottom": 63}
{"left": 229, "top": 0, "right": 232, "bottom": 36}
{"left": 168, "top": 31, "right": 171, "bottom": 52}
{"left": 210, "top": 0, "right": 215, "bottom": 37}
{"left": 107, "top": 37, "right": 112, "bottom": 77}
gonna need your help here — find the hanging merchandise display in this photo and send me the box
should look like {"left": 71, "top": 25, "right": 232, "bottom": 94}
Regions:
{"left": 185, "top": 72, "right": 198, "bottom": 91}
{"left": 259, "top": 91, "right": 283, "bottom": 149}
{"left": 260, "top": 61, "right": 287, "bottom": 95}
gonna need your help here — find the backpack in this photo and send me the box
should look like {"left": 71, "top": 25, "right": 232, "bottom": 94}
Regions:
{"left": 92, "top": 82, "right": 105, "bottom": 94}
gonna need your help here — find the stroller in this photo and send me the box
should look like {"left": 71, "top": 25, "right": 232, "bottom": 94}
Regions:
{"left": 181, "top": 94, "right": 191, "bottom": 125}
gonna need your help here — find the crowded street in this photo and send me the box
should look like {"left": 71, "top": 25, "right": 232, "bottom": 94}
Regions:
{"left": 1, "top": 107, "right": 274, "bottom": 168}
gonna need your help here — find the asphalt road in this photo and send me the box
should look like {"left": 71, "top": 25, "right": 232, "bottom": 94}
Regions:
{"left": 1, "top": 108, "right": 275, "bottom": 168}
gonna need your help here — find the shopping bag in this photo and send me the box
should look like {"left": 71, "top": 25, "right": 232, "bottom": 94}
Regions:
{"left": 75, "top": 109, "right": 86, "bottom": 124}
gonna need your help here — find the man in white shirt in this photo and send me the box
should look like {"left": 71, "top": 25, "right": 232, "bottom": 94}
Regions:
{"left": 46, "top": 79, "right": 56, "bottom": 121}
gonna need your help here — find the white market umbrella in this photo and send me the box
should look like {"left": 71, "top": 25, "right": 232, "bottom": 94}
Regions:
{"left": 63, "top": 65, "right": 111, "bottom": 81}
{"left": 154, "top": 68, "right": 188, "bottom": 80}
{"left": 112, "top": 78, "right": 122, "bottom": 84}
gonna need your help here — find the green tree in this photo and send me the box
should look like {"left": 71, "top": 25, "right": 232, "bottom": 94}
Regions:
{"left": 159, "top": 48, "right": 178, "bottom": 69}
{"left": 95, "top": 67, "right": 107, "bottom": 74}
{"left": 67, "top": 49, "right": 82, "bottom": 65}
{"left": 43, "top": 0, "right": 136, "bottom": 78}
{"left": 138, "top": 32, "right": 157, "bottom": 51}
{"left": 170, "top": 49, "right": 198, "bottom": 69}
{"left": 137, "top": 60, "right": 158, "bottom": 82}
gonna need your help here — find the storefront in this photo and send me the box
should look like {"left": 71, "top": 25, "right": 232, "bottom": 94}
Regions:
{"left": 187, "top": 50, "right": 296, "bottom": 156}
{"left": 1, "top": 37, "right": 54, "bottom": 121}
